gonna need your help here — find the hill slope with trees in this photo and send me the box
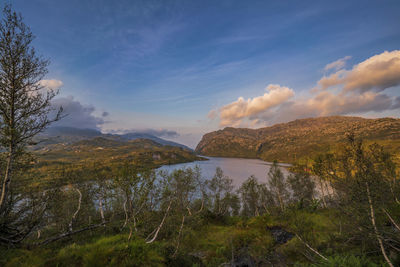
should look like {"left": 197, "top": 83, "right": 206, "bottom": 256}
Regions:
{"left": 196, "top": 116, "right": 400, "bottom": 163}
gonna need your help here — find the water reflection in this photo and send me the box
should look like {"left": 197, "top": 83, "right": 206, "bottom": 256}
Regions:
{"left": 158, "top": 157, "right": 291, "bottom": 187}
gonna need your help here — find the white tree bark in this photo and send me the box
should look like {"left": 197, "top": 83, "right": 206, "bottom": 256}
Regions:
{"left": 68, "top": 188, "right": 82, "bottom": 232}
{"left": 172, "top": 215, "right": 186, "bottom": 257}
{"left": 146, "top": 200, "right": 172, "bottom": 244}
{"left": 366, "top": 183, "right": 394, "bottom": 267}
{"left": 296, "top": 233, "right": 328, "bottom": 261}
{"left": 99, "top": 197, "right": 105, "bottom": 224}
{"left": 383, "top": 209, "right": 400, "bottom": 232}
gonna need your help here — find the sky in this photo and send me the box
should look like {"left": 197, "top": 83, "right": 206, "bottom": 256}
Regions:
{"left": 11, "top": 0, "right": 400, "bottom": 147}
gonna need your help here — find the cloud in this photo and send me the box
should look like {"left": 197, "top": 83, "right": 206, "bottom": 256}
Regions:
{"left": 219, "top": 84, "right": 294, "bottom": 126}
{"left": 208, "top": 109, "right": 218, "bottom": 120}
{"left": 110, "top": 128, "right": 180, "bottom": 138}
{"left": 319, "top": 50, "right": 400, "bottom": 92}
{"left": 50, "top": 96, "right": 107, "bottom": 130}
{"left": 266, "top": 91, "right": 399, "bottom": 124}
{"left": 212, "top": 50, "right": 400, "bottom": 127}
{"left": 324, "top": 56, "right": 351, "bottom": 71}
{"left": 138, "top": 129, "right": 179, "bottom": 138}
{"left": 39, "top": 79, "right": 64, "bottom": 90}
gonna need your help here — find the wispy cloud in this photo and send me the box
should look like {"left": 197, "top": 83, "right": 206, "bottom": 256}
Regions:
{"left": 324, "top": 55, "right": 351, "bottom": 71}
{"left": 109, "top": 128, "right": 179, "bottom": 138}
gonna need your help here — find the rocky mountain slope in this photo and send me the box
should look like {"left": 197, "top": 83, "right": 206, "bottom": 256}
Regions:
{"left": 195, "top": 116, "right": 400, "bottom": 163}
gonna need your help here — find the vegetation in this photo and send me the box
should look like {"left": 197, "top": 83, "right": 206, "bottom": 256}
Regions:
{"left": 2, "top": 134, "right": 400, "bottom": 266}
{"left": 0, "top": 4, "right": 62, "bottom": 245}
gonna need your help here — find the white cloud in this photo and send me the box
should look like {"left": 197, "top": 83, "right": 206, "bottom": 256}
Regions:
{"left": 324, "top": 55, "right": 351, "bottom": 71}
{"left": 39, "top": 79, "right": 64, "bottom": 90}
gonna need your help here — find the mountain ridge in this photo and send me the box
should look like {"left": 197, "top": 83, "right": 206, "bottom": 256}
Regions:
{"left": 195, "top": 116, "right": 400, "bottom": 163}
{"left": 34, "top": 126, "right": 191, "bottom": 151}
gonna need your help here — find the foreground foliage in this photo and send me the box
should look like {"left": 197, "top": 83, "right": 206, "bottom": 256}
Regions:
{"left": 1, "top": 137, "right": 399, "bottom": 266}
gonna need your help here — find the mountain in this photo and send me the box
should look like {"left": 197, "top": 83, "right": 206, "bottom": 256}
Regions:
{"left": 117, "top": 133, "right": 190, "bottom": 150}
{"left": 195, "top": 116, "right": 400, "bottom": 163}
{"left": 34, "top": 126, "right": 191, "bottom": 150}
{"left": 31, "top": 127, "right": 200, "bottom": 167}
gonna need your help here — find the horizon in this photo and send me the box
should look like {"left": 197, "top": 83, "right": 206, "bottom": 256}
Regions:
{"left": 11, "top": 0, "right": 400, "bottom": 147}
{"left": 45, "top": 114, "right": 400, "bottom": 149}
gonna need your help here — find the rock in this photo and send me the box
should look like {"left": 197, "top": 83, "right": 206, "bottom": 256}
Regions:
{"left": 267, "top": 226, "right": 294, "bottom": 244}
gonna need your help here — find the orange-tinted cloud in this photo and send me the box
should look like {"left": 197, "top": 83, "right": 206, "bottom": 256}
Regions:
{"left": 318, "top": 50, "right": 400, "bottom": 92}
{"left": 219, "top": 84, "right": 294, "bottom": 126}
{"left": 212, "top": 50, "right": 400, "bottom": 127}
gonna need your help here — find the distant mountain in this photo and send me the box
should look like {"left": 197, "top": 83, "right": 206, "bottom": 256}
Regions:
{"left": 195, "top": 116, "right": 400, "bottom": 163}
{"left": 117, "top": 133, "right": 191, "bottom": 150}
{"left": 34, "top": 126, "right": 191, "bottom": 151}
{"left": 44, "top": 126, "right": 102, "bottom": 137}
{"left": 32, "top": 128, "right": 202, "bottom": 166}
{"left": 36, "top": 135, "right": 201, "bottom": 166}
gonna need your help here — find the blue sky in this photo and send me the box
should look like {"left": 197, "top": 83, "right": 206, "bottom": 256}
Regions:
{"left": 12, "top": 0, "right": 400, "bottom": 147}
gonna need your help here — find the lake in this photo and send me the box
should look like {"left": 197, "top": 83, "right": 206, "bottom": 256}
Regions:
{"left": 158, "top": 157, "right": 291, "bottom": 187}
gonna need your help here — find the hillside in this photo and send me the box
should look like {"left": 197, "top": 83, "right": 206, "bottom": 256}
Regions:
{"left": 195, "top": 116, "right": 400, "bottom": 163}
{"left": 34, "top": 126, "right": 192, "bottom": 151}
{"left": 35, "top": 136, "right": 201, "bottom": 167}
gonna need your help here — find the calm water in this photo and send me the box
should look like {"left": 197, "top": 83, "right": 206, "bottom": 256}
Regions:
{"left": 158, "top": 157, "right": 291, "bottom": 187}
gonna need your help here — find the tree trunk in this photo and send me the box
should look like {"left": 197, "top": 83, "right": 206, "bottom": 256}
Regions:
{"left": 277, "top": 192, "right": 284, "bottom": 212}
{"left": 296, "top": 233, "right": 328, "bottom": 261}
{"left": 121, "top": 198, "right": 128, "bottom": 230}
{"left": 0, "top": 145, "right": 14, "bottom": 213}
{"left": 173, "top": 215, "right": 185, "bottom": 257}
{"left": 366, "top": 182, "right": 394, "bottom": 267}
{"left": 383, "top": 209, "right": 400, "bottom": 232}
{"left": 146, "top": 200, "right": 172, "bottom": 244}
{"left": 69, "top": 188, "right": 82, "bottom": 232}
{"left": 99, "top": 198, "right": 105, "bottom": 224}
{"left": 318, "top": 177, "right": 327, "bottom": 208}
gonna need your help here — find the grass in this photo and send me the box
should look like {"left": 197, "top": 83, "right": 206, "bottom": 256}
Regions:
{"left": 1, "top": 209, "right": 395, "bottom": 266}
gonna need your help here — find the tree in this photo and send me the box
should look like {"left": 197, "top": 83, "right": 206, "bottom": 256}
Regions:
{"left": 268, "top": 161, "right": 288, "bottom": 212}
{"left": 312, "top": 154, "right": 335, "bottom": 208}
{"left": 0, "top": 5, "right": 62, "bottom": 243}
{"left": 207, "top": 167, "right": 235, "bottom": 216}
{"left": 328, "top": 135, "right": 399, "bottom": 267}
{"left": 287, "top": 168, "right": 315, "bottom": 208}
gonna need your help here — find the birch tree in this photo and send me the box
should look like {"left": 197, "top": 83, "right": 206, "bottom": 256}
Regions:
{"left": 268, "top": 161, "right": 288, "bottom": 212}
{"left": 0, "top": 5, "right": 61, "bottom": 244}
{"left": 330, "top": 135, "right": 399, "bottom": 267}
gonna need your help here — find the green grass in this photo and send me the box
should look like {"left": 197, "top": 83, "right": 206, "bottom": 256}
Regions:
{"left": 1, "top": 209, "right": 395, "bottom": 266}
{"left": 2, "top": 235, "right": 164, "bottom": 267}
